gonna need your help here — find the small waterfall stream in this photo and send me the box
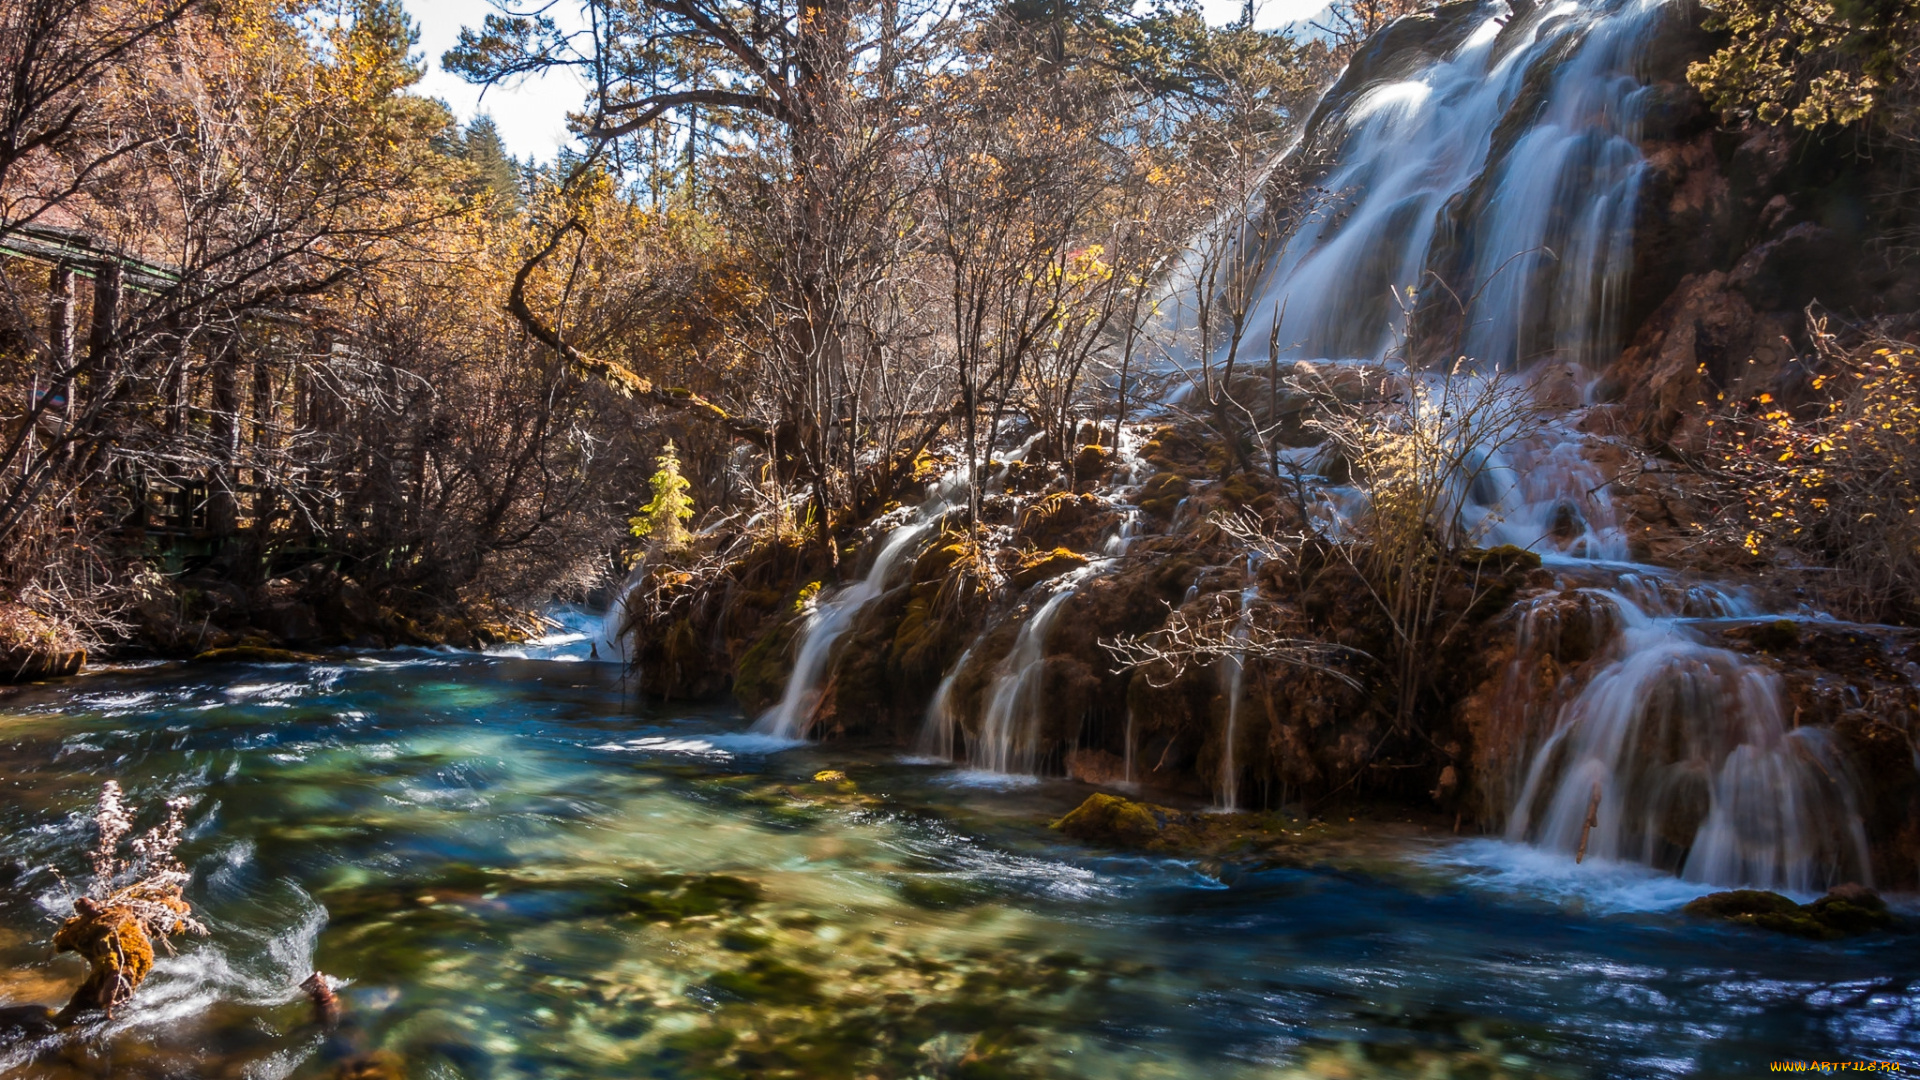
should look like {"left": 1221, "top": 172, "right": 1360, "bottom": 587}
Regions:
{"left": 753, "top": 512, "right": 945, "bottom": 740}
{"left": 1216, "top": 580, "right": 1258, "bottom": 811}
{"left": 973, "top": 578, "right": 1087, "bottom": 774}
{"left": 923, "top": 564, "right": 1109, "bottom": 773}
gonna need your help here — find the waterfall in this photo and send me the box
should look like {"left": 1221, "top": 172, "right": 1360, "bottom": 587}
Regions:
{"left": 1216, "top": 583, "right": 1258, "bottom": 811}
{"left": 1160, "top": 0, "right": 1670, "bottom": 373}
{"left": 753, "top": 516, "right": 939, "bottom": 740}
{"left": 918, "top": 645, "right": 973, "bottom": 760}
{"left": 1472, "top": 420, "right": 1630, "bottom": 561}
{"left": 921, "top": 564, "right": 1107, "bottom": 774}
{"left": 971, "top": 567, "right": 1102, "bottom": 773}
{"left": 1147, "top": 0, "right": 1871, "bottom": 889}
{"left": 1504, "top": 590, "right": 1873, "bottom": 892}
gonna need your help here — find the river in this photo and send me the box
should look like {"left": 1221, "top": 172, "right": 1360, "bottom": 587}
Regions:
{"left": 0, "top": 646, "right": 1912, "bottom": 1078}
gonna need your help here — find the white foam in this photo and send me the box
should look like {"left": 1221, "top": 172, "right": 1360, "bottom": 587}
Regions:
{"left": 935, "top": 769, "right": 1043, "bottom": 790}
{"left": 592, "top": 732, "right": 804, "bottom": 760}
{"left": 1429, "top": 838, "right": 1780, "bottom": 914}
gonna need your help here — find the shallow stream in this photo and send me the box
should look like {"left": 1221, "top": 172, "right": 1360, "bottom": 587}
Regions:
{"left": 0, "top": 649, "right": 1913, "bottom": 1078}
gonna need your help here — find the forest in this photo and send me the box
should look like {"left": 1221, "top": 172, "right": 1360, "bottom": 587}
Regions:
{"left": 0, "top": 0, "right": 1919, "bottom": 1074}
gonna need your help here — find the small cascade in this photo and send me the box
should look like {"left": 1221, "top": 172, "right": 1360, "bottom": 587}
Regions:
{"left": 1103, "top": 509, "right": 1142, "bottom": 556}
{"left": 1215, "top": 582, "right": 1258, "bottom": 811}
{"left": 1504, "top": 587, "right": 1873, "bottom": 892}
{"left": 971, "top": 567, "right": 1103, "bottom": 773}
{"left": 918, "top": 646, "right": 973, "bottom": 760}
{"left": 754, "top": 516, "right": 941, "bottom": 740}
{"left": 1472, "top": 422, "right": 1630, "bottom": 561}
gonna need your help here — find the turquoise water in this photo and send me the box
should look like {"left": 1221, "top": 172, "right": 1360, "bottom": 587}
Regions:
{"left": 0, "top": 651, "right": 1913, "bottom": 1078}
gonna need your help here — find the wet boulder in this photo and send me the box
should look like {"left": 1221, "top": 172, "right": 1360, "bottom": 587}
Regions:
{"left": 1137, "top": 474, "right": 1189, "bottom": 519}
{"left": 1051, "top": 793, "right": 1173, "bottom": 847}
{"left": 52, "top": 897, "right": 160, "bottom": 1020}
{"left": 1683, "top": 885, "right": 1895, "bottom": 938}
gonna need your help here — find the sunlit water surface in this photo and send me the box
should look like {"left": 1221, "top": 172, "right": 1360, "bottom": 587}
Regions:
{"left": 0, "top": 653, "right": 1913, "bottom": 1078}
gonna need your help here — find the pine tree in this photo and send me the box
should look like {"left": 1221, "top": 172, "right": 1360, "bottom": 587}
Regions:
{"left": 630, "top": 441, "right": 695, "bottom": 551}
{"left": 460, "top": 115, "right": 522, "bottom": 207}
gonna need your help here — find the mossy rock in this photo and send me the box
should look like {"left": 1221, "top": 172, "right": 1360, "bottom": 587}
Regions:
{"left": 192, "top": 645, "right": 328, "bottom": 664}
{"left": 1219, "top": 472, "right": 1264, "bottom": 506}
{"left": 1050, "top": 793, "right": 1171, "bottom": 847}
{"left": 733, "top": 618, "right": 798, "bottom": 714}
{"left": 913, "top": 538, "right": 973, "bottom": 584}
{"left": 53, "top": 900, "right": 158, "bottom": 1018}
{"left": 892, "top": 875, "right": 997, "bottom": 910}
{"left": 331, "top": 1052, "right": 406, "bottom": 1080}
{"left": 720, "top": 928, "right": 771, "bottom": 952}
{"left": 1009, "top": 548, "right": 1089, "bottom": 591}
{"left": 1072, "top": 443, "right": 1111, "bottom": 480}
{"left": 1806, "top": 883, "right": 1896, "bottom": 933}
{"left": 1683, "top": 885, "right": 1895, "bottom": 938}
{"left": 1137, "top": 473, "right": 1189, "bottom": 519}
{"left": 617, "top": 873, "right": 764, "bottom": 922}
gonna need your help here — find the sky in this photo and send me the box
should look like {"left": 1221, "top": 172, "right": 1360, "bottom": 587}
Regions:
{"left": 411, "top": 0, "right": 588, "bottom": 161}
{"left": 407, "top": 0, "right": 1331, "bottom": 162}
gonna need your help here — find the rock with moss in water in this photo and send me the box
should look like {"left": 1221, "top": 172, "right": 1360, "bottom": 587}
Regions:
{"left": 1051, "top": 793, "right": 1178, "bottom": 847}
{"left": 52, "top": 897, "right": 156, "bottom": 1020}
{"left": 1459, "top": 544, "right": 1543, "bottom": 572}
{"left": 1683, "top": 884, "right": 1895, "bottom": 938}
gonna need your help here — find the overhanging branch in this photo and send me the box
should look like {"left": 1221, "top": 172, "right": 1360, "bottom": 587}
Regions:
{"left": 507, "top": 220, "right": 772, "bottom": 451}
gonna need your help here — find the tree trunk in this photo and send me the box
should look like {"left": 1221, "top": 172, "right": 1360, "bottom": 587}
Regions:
{"left": 206, "top": 332, "right": 240, "bottom": 540}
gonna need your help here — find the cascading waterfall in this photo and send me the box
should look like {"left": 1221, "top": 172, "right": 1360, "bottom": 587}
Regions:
{"left": 1142, "top": 0, "right": 1872, "bottom": 890}
{"left": 1472, "top": 420, "right": 1631, "bottom": 561}
{"left": 768, "top": 0, "right": 1866, "bottom": 893}
{"left": 754, "top": 512, "right": 944, "bottom": 740}
{"left": 1504, "top": 589, "right": 1873, "bottom": 892}
{"left": 1182, "top": 0, "right": 1671, "bottom": 370}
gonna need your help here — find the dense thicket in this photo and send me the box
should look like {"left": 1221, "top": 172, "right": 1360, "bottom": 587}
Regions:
{"left": 0, "top": 0, "right": 1352, "bottom": 651}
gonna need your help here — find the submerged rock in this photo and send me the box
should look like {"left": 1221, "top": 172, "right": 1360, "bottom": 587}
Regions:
{"left": 331, "top": 1050, "right": 405, "bottom": 1080}
{"left": 1683, "top": 885, "right": 1895, "bottom": 938}
{"left": 191, "top": 645, "right": 329, "bottom": 664}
